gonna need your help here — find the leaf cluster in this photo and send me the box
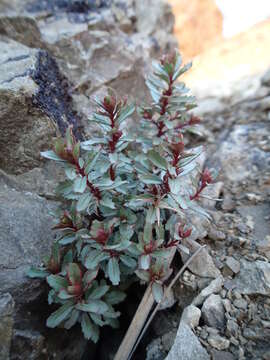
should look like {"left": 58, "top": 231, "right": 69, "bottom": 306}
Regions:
{"left": 28, "top": 50, "right": 216, "bottom": 341}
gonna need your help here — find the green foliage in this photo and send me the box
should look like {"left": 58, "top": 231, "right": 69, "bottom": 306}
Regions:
{"left": 28, "top": 50, "right": 216, "bottom": 341}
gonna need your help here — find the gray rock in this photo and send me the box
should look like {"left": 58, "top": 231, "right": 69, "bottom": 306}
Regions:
{"left": 0, "top": 37, "right": 56, "bottom": 174}
{"left": 210, "top": 124, "right": 269, "bottom": 182}
{"left": 211, "top": 349, "right": 235, "bottom": 360}
{"left": 202, "top": 294, "right": 225, "bottom": 330}
{"left": 237, "top": 204, "right": 270, "bottom": 257}
{"left": 232, "top": 259, "right": 270, "bottom": 296}
{"left": 223, "top": 257, "right": 240, "bottom": 276}
{"left": 0, "top": 185, "right": 57, "bottom": 296}
{"left": 180, "top": 239, "right": 220, "bottom": 278}
{"left": 193, "top": 275, "right": 224, "bottom": 306}
{"left": 10, "top": 329, "right": 45, "bottom": 360}
{"left": 166, "top": 322, "right": 210, "bottom": 360}
{"left": 208, "top": 334, "right": 230, "bottom": 351}
{"left": 181, "top": 305, "right": 201, "bottom": 329}
{"left": 0, "top": 293, "right": 14, "bottom": 360}
{"left": 261, "top": 68, "right": 270, "bottom": 87}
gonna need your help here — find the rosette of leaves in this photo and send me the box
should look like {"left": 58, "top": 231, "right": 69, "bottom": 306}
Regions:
{"left": 28, "top": 50, "right": 217, "bottom": 341}
{"left": 46, "top": 263, "right": 125, "bottom": 342}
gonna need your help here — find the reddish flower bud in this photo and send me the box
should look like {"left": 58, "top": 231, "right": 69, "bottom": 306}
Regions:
{"left": 67, "top": 284, "right": 82, "bottom": 296}
{"left": 112, "top": 130, "right": 123, "bottom": 143}
{"left": 143, "top": 109, "right": 152, "bottom": 120}
{"left": 95, "top": 228, "right": 109, "bottom": 245}
{"left": 189, "top": 115, "right": 201, "bottom": 125}
{"left": 170, "top": 141, "right": 185, "bottom": 155}
{"left": 178, "top": 225, "right": 192, "bottom": 239}
{"left": 103, "top": 94, "right": 116, "bottom": 113}
{"left": 202, "top": 168, "right": 212, "bottom": 185}
{"left": 160, "top": 50, "right": 177, "bottom": 66}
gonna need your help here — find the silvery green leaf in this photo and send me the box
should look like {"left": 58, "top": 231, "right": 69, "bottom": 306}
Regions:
{"left": 172, "top": 194, "right": 188, "bottom": 209}
{"left": 65, "top": 167, "right": 77, "bottom": 180}
{"left": 172, "top": 61, "right": 192, "bottom": 81}
{"left": 100, "top": 196, "right": 115, "bottom": 209}
{"left": 109, "top": 153, "right": 118, "bottom": 164}
{"left": 148, "top": 150, "right": 167, "bottom": 170}
{"left": 47, "top": 302, "right": 74, "bottom": 328}
{"left": 84, "top": 152, "right": 100, "bottom": 174}
{"left": 76, "top": 300, "right": 108, "bottom": 314}
{"left": 139, "top": 254, "right": 151, "bottom": 270}
{"left": 105, "top": 291, "right": 126, "bottom": 305}
{"left": 120, "top": 255, "right": 137, "bottom": 268}
{"left": 73, "top": 176, "right": 87, "bottom": 193}
{"left": 40, "top": 150, "right": 66, "bottom": 162}
{"left": 168, "top": 177, "right": 181, "bottom": 194}
{"left": 117, "top": 104, "right": 135, "bottom": 125}
{"left": 88, "top": 285, "right": 110, "bottom": 300}
{"left": 81, "top": 313, "right": 99, "bottom": 342}
{"left": 178, "top": 162, "right": 197, "bottom": 177}
{"left": 27, "top": 267, "right": 49, "bottom": 279}
{"left": 59, "top": 233, "right": 77, "bottom": 245}
{"left": 77, "top": 192, "right": 93, "bottom": 212}
{"left": 152, "top": 282, "right": 163, "bottom": 303}
{"left": 85, "top": 251, "right": 109, "bottom": 269}
{"left": 107, "top": 257, "right": 120, "bottom": 285}
{"left": 90, "top": 313, "right": 105, "bottom": 326}
{"left": 135, "top": 269, "right": 150, "bottom": 282}
{"left": 64, "top": 309, "right": 80, "bottom": 329}
{"left": 139, "top": 174, "right": 162, "bottom": 185}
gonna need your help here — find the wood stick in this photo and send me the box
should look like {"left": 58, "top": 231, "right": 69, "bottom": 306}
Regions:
{"left": 114, "top": 283, "right": 154, "bottom": 360}
{"left": 114, "top": 248, "right": 176, "bottom": 360}
{"left": 127, "top": 245, "right": 205, "bottom": 360}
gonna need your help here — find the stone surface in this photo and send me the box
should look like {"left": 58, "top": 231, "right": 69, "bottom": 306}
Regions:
{"left": 232, "top": 259, "right": 270, "bottom": 296}
{"left": 181, "top": 305, "right": 201, "bottom": 329}
{"left": 208, "top": 334, "right": 230, "bottom": 351}
{"left": 0, "top": 37, "right": 55, "bottom": 174}
{"left": 193, "top": 275, "right": 224, "bottom": 306}
{"left": 168, "top": 0, "right": 223, "bottom": 58}
{"left": 223, "top": 257, "right": 240, "bottom": 276}
{"left": 0, "top": 293, "right": 15, "bottom": 360}
{"left": 0, "top": 185, "right": 57, "bottom": 291}
{"left": 202, "top": 294, "right": 225, "bottom": 330}
{"left": 180, "top": 239, "right": 220, "bottom": 278}
{"left": 166, "top": 322, "right": 210, "bottom": 360}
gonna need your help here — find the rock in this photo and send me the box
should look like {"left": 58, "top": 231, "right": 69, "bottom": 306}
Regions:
{"left": 223, "top": 257, "right": 240, "bottom": 276}
{"left": 209, "top": 124, "right": 269, "bottom": 183}
{"left": 11, "top": 329, "right": 45, "bottom": 360}
{"left": 166, "top": 322, "right": 210, "bottom": 360}
{"left": 0, "top": 293, "right": 15, "bottom": 360}
{"left": 201, "top": 294, "right": 225, "bottom": 330}
{"left": 193, "top": 275, "right": 224, "bottom": 306}
{"left": 226, "top": 319, "right": 239, "bottom": 337}
{"left": 181, "top": 305, "right": 201, "bottom": 329}
{"left": 208, "top": 334, "right": 230, "bottom": 351}
{"left": 180, "top": 239, "right": 221, "bottom": 278}
{"left": 146, "top": 337, "right": 165, "bottom": 360}
{"left": 168, "top": 0, "right": 223, "bottom": 58}
{"left": 159, "top": 288, "right": 176, "bottom": 310}
{"left": 0, "top": 15, "right": 43, "bottom": 48}
{"left": 0, "top": 37, "right": 53, "bottom": 174}
{"left": 0, "top": 37, "right": 80, "bottom": 174}
{"left": 211, "top": 349, "right": 235, "bottom": 360}
{"left": 232, "top": 259, "right": 270, "bottom": 296}
{"left": 237, "top": 204, "right": 270, "bottom": 257}
{"left": 0, "top": 185, "right": 57, "bottom": 296}
{"left": 261, "top": 68, "right": 270, "bottom": 87}
{"left": 233, "top": 298, "right": 248, "bottom": 310}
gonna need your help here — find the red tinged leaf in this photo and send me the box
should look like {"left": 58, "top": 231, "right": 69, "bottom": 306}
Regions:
{"left": 67, "top": 263, "right": 82, "bottom": 286}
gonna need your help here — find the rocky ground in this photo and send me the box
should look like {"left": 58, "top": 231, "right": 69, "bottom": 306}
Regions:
{"left": 144, "top": 71, "right": 270, "bottom": 360}
{"left": 0, "top": 1, "right": 270, "bottom": 360}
